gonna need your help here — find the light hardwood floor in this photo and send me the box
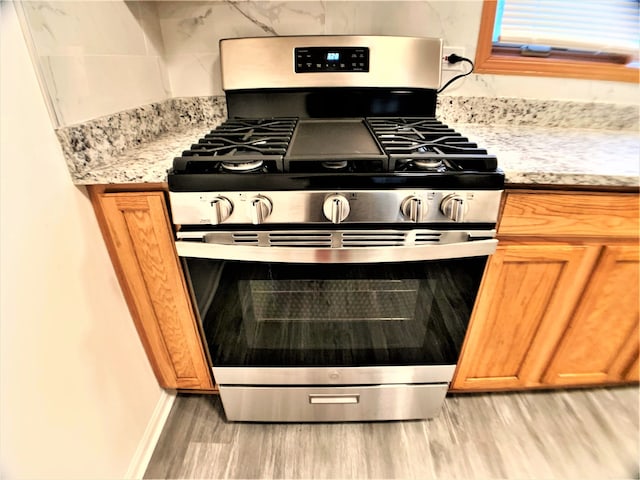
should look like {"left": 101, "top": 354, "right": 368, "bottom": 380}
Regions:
{"left": 145, "top": 386, "right": 639, "bottom": 479}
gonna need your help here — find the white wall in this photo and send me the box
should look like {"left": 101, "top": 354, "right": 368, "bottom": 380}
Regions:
{"left": 19, "top": 0, "right": 171, "bottom": 126}
{"left": 0, "top": 2, "right": 164, "bottom": 478}
{"left": 155, "top": 0, "right": 639, "bottom": 104}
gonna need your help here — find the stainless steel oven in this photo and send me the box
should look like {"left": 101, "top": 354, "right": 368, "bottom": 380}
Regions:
{"left": 179, "top": 242, "right": 492, "bottom": 421}
{"left": 168, "top": 35, "right": 504, "bottom": 421}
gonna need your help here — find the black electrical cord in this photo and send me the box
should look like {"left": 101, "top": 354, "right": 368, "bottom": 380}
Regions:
{"left": 437, "top": 53, "right": 474, "bottom": 94}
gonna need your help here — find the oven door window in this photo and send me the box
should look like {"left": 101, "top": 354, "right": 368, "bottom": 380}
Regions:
{"left": 184, "top": 258, "right": 486, "bottom": 367}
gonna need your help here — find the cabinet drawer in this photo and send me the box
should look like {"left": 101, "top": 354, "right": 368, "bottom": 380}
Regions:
{"left": 499, "top": 192, "right": 639, "bottom": 237}
{"left": 219, "top": 384, "right": 448, "bottom": 422}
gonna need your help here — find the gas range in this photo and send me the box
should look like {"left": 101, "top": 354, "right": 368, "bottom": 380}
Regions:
{"left": 170, "top": 35, "right": 503, "bottom": 422}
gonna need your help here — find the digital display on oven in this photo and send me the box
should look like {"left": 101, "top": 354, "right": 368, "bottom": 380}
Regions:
{"left": 295, "top": 47, "right": 370, "bottom": 73}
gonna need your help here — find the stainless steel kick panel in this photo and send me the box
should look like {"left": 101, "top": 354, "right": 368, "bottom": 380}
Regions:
{"left": 169, "top": 190, "right": 503, "bottom": 225}
{"left": 212, "top": 365, "right": 456, "bottom": 385}
{"left": 220, "top": 36, "right": 442, "bottom": 91}
{"left": 218, "top": 384, "right": 449, "bottom": 422}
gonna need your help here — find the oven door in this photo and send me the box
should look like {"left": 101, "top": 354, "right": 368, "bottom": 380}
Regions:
{"left": 181, "top": 244, "right": 491, "bottom": 384}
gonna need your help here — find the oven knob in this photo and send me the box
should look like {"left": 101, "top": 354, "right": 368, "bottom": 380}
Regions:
{"left": 323, "top": 194, "right": 350, "bottom": 224}
{"left": 209, "top": 196, "right": 233, "bottom": 224}
{"left": 401, "top": 196, "right": 429, "bottom": 222}
{"left": 440, "top": 194, "right": 469, "bottom": 222}
{"left": 248, "top": 195, "right": 272, "bottom": 224}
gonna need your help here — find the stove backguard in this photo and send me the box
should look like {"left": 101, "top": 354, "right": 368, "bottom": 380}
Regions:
{"left": 225, "top": 88, "right": 438, "bottom": 119}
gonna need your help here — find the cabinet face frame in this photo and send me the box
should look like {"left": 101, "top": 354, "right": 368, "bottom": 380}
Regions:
{"left": 498, "top": 191, "right": 640, "bottom": 238}
{"left": 88, "top": 186, "right": 213, "bottom": 390}
{"left": 624, "top": 354, "right": 640, "bottom": 382}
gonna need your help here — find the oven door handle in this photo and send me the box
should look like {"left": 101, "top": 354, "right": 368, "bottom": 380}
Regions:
{"left": 175, "top": 238, "right": 498, "bottom": 263}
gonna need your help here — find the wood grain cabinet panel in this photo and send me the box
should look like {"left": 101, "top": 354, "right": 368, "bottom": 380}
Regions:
{"left": 543, "top": 245, "right": 640, "bottom": 386}
{"left": 90, "top": 191, "right": 212, "bottom": 390}
{"left": 499, "top": 192, "right": 639, "bottom": 237}
{"left": 452, "top": 244, "right": 600, "bottom": 390}
{"left": 615, "top": 323, "right": 639, "bottom": 382}
{"left": 624, "top": 355, "right": 639, "bottom": 382}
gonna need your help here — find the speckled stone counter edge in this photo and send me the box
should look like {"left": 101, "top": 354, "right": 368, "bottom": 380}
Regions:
{"left": 438, "top": 97, "right": 639, "bottom": 131}
{"left": 56, "top": 95, "right": 638, "bottom": 179}
{"left": 55, "top": 97, "right": 227, "bottom": 175}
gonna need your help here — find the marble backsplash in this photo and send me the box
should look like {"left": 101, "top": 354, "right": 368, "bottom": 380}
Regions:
{"left": 20, "top": 1, "right": 171, "bottom": 127}
{"left": 21, "top": 0, "right": 640, "bottom": 130}
{"left": 154, "top": 1, "right": 640, "bottom": 105}
{"left": 56, "top": 95, "right": 639, "bottom": 178}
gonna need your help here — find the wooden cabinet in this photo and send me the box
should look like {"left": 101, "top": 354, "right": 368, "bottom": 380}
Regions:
{"left": 88, "top": 187, "right": 213, "bottom": 390}
{"left": 453, "top": 191, "right": 639, "bottom": 391}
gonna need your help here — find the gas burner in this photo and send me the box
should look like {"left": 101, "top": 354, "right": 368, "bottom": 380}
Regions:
{"left": 413, "top": 159, "right": 444, "bottom": 170}
{"left": 322, "top": 160, "right": 349, "bottom": 170}
{"left": 221, "top": 160, "right": 265, "bottom": 172}
{"left": 394, "top": 159, "right": 447, "bottom": 173}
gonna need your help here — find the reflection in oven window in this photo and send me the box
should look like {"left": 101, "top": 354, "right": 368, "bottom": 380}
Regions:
{"left": 240, "top": 279, "right": 427, "bottom": 349}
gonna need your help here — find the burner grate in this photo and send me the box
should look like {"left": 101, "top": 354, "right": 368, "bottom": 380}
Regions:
{"left": 173, "top": 117, "right": 298, "bottom": 174}
{"left": 187, "top": 137, "right": 290, "bottom": 156}
{"left": 366, "top": 117, "right": 498, "bottom": 172}
{"left": 215, "top": 118, "right": 298, "bottom": 134}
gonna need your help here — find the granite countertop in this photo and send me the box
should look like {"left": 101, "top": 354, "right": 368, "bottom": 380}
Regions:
{"left": 73, "top": 126, "right": 213, "bottom": 184}
{"left": 456, "top": 124, "right": 639, "bottom": 187}
{"left": 72, "top": 123, "right": 640, "bottom": 188}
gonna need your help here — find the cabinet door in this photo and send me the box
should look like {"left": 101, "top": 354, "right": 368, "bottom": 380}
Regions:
{"left": 543, "top": 245, "right": 639, "bottom": 386}
{"left": 617, "top": 324, "right": 639, "bottom": 382}
{"left": 93, "top": 192, "right": 212, "bottom": 390}
{"left": 452, "top": 244, "right": 600, "bottom": 390}
{"left": 624, "top": 355, "right": 639, "bottom": 382}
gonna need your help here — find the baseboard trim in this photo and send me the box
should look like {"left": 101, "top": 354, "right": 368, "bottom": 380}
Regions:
{"left": 125, "top": 389, "right": 177, "bottom": 479}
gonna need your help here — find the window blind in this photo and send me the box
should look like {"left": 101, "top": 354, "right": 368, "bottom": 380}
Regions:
{"left": 495, "top": 0, "right": 640, "bottom": 56}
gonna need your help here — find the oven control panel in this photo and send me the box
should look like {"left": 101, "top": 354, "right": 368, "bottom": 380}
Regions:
{"left": 295, "top": 47, "right": 370, "bottom": 73}
{"left": 170, "top": 190, "right": 503, "bottom": 226}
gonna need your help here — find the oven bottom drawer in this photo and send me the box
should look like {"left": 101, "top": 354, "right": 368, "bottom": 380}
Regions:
{"left": 219, "top": 384, "right": 448, "bottom": 422}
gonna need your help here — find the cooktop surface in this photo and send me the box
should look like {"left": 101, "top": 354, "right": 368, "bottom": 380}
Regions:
{"left": 171, "top": 116, "right": 499, "bottom": 176}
